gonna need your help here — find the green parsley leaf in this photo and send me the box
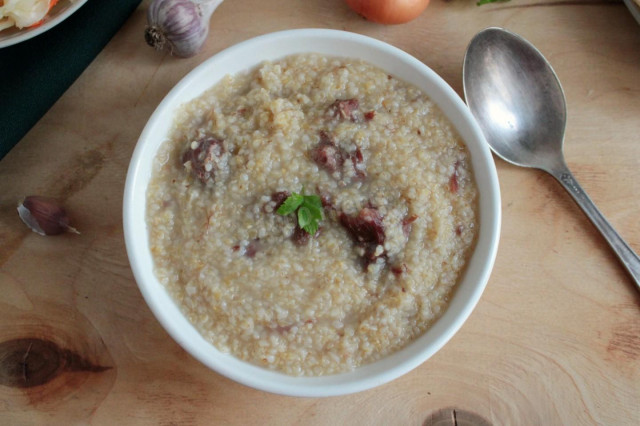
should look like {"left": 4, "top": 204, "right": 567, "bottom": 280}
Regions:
{"left": 301, "top": 195, "right": 323, "bottom": 229}
{"left": 277, "top": 193, "right": 303, "bottom": 215}
{"left": 276, "top": 191, "right": 324, "bottom": 235}
{"left": 297, "top": 206, "right": 312, "bottom": 229}
{"left": 302, "top": 194, "right": 323, "bottom": 214}
{"left": 302, "top": 219, "right": 319, "bottom": 236}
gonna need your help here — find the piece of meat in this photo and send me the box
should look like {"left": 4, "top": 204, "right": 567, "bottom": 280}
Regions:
{"left": 182, "top": 136, "right": 224, "bottom": 184}
{"left": 313, "top": 131, "right": 366, "bottom": 182}
{"left": 292, "top": 226, "right": 310, "bottom": 246}
{"left": 262, "top": 191, "right": 291, "bottom": 213}
{"left": 349, "top": 147, "right": 366, "bottom": 180}
{"left": 271, "top": 191, "right": 291, "bottom": 210}
{"left": 339, "top": 206, "right": 387, "bottom": 268}
{"left": 339, "top": 207, "right": 385, "bottom": 245}
{"left": 311, "top": 134, "right": 344, "bottom": 173}
{"left": 364, "top": 111, "right": 375, "bottom": 121}
{"left": 329, "top": 99, "right": 359, "bottom": 121}
{"left": 292, "top": 226, "right": 321, "bottom": 246}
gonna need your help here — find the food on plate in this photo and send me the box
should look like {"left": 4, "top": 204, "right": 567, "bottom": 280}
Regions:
{"left": 0, "top": 0, "right": 61, "bottom": 31}
{"left": 146, "top": 54, "right": 478, "bottom": 376}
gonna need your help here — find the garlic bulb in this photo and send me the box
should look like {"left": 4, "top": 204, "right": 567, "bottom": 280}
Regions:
{"left": 145, "top": 0, "right": 223, "bottom": 58}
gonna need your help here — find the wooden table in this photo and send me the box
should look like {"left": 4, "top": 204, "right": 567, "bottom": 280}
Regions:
{"left": 1, "top": 0, "right": 638, "bottom": 424}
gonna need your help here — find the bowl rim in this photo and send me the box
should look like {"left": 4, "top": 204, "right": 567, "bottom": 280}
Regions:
{"left": 123, "top": 28, "right": 501, "bottom": 397}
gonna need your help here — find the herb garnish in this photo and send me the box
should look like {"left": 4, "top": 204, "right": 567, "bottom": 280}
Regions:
{"left": 277, "top": 190, "right": 323, "bottom": 235}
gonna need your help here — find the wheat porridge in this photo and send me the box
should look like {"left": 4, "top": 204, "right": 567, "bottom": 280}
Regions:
{"left": 146, "top": 54, "right": 478, "bottom": 376}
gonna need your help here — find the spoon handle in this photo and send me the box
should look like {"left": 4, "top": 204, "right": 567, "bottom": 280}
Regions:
{"left": 549, "top": 163, "right": 640, "bottom": 292}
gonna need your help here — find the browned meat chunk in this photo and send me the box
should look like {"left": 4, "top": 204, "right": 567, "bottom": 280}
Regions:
{"left": 182, "top": 136, "right": 224, "bottom": 183}
{"left": 312, "top": 131, "right": 366, "bottom": 181}
{"left": 311, "top": 143, "right": 344, "bottom": 173}
{"left": 349, "top": 147, "right": 366, "bottom": 180}
{"left": 364, "top": 111, "right": 375, "bottom": 121}
{"left": 340, "top": 207, "right": 385, "bottom": 245}
{"left": 292, "top": 226, "right": 310, "bottom": 246}
{"left": 329, "top": 99, "right": 359, "bottom": 121}
{"left": 271, "top": 191, "right": 291, "bottom": 210}
{"left": 292, "top": 226, "right": 321, "bottom": 246}
{"left": 262, "top": 190, "right": 292, "bottom": 213}
{"left": 311, "top": 132, "right": 344, "bottom": 173}
{"left": 339, "top": 207, "right": 386, "bottom": 267}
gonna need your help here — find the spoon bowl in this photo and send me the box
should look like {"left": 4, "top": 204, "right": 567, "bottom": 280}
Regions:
{"left": 463, "top": 28, "right": 566, "bottom": 170}
{"left": 463, "top": 27, "right": 640, "bottom": 291}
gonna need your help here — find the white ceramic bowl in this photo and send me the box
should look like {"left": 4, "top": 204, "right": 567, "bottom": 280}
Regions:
{"left": 124, "top": 29, "right": 501, "bottom": 397}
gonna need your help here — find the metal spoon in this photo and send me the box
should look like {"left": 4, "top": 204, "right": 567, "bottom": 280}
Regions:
{"left": 463, "top": 27, "right": 640, "bottom": 291}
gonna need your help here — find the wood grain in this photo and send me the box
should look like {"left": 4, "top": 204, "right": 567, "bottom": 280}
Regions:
{"left": 1, "top": 0, "right": 639, "bottom": 424}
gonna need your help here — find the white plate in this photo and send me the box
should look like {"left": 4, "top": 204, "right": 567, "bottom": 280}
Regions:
{"left": 0, "top": 0, "right": 88, "bottom": 48}
{"left": 624, "top": 0, "right": 640, "bottom": 25}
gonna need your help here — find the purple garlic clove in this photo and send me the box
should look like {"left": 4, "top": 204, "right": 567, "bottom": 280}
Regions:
{"left": 17, "top": 196, "right": 80, "bottom": 236}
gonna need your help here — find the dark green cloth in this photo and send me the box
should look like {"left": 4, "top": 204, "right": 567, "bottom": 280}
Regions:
{"left": 0, "top": 0, "right": 142, "bottom": 160}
